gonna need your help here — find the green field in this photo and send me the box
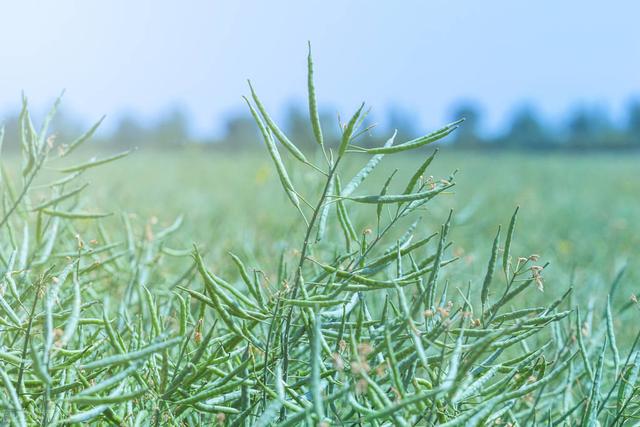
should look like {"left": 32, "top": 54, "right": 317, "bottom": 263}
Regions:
{"left": 3, "top": 134, "right": 640, "bottom": 424}
{"left": 91, "top": 149, "right": 640, "bottom": 309}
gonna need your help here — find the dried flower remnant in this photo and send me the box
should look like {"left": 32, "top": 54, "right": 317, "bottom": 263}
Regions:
{"left": 531, "top": 265, "right": 544, "bottom": 291}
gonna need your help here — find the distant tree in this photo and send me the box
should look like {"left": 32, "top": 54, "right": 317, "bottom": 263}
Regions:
{"left": 386, "top": 105, "right": 418, "bottom": 145}
{"left": 112, "top": 114, "right": 147, "bottom": 148}
{"left": 566, "top": 107, "right": 596, "bottom": 148}
{"left": 152, "top": 108, "right": 190, "bottom": 148}
{"left": 50, "top": 108, "right": 85, "bottom": 146}
{"left": 626, "top": 100, "right": 640, "bottom": 147}
{"left": 504, "top": 106, "right": 554, "bottom": 149}
{"left": 318, "top": 110, "right": 340, "bottom": 147}
{"left": 450, "top": 102, "right": 483, "bottom": 147}
{"left": 566, "top": 106, "right": 617, "bottom": 149}
{"left": 283, "top": 102, "right": 342, "bottom": 149}
{"left": 220, "top": 112, "right": 259, "bottom": 149}
{"left": 284, "top": 103, "right": 314, "bottom": 149}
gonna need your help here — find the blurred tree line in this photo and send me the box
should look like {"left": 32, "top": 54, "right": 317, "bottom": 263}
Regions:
{"left": 448, "top": 101, "right": 640, "bottom": 150}
{"left": 2, "top": 100, "right": 640, "bottom": 152}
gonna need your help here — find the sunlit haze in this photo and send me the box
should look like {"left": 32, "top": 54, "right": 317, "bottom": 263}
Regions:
{"left": 1, "top": 0, "right": 638, "bottom": 137}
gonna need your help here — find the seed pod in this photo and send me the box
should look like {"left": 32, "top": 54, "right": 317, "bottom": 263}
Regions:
{"left": 70, "top": 387, "right": 147, "bottom": 405}
{"left": 585, "top": 343, "right": 606, "bottom": 425}
{"left": 31, "top": 183, "right": 89, "bottom": 211}
{"left": 342, "top": 131, "right": 396, "bottom": 198}
{"left": 502, "top": 206, "right": 519, "bottom": 277}
{"left": 481, "top": 226, "right": 501, "bottom": 315}
{"left": 41, "top": 209, "right": 112, "bottom": 219}
{"left": 377, "top": 169, "right": 397, "bottom": 229}
{"left": 453, "top": 365, "right": 501, "bottom": 404}
{"left": 78, "top": 362, "right": 141, "bottom": 396}
{"left": 29, "top": 341, "right": 52, "bottom": 385}
{"left": 58, "top": 150, "right": 132, "bottom": 173}
{"left": 0, "top": 365, "right": 26, "bottom": 427}
{"left": 361, "top": 119, "right": 463, "bottom": 154}
{"left": 244, "top": 97, "right": 300, "bottom": 210}
{"left": 315, "top": 173, "right": 334, "bottom": 242}
{"left": 345, "top": 182, "right": 453, "bottom": 204}
{"left": 307, "top": 43, "right": 324, "bottom": 147}
{"left": 606, "top": 295, "right": 620, "bottom": 374}
{"left": 311, "top": 310, "right": 325, "bottom": 422}
{"left": 490, "top": 307, "right": 546, "bottom": 324}
{"left": 335, "top": 179, "right": 358, "bottom": 252}
{"left": 248, "top": 81, "right": 308, "bottom": 164}
{"left": 80, "top": 336, "right": 181, "bottom": 370}
{"left": 62, "top": 115, "right": 106, "bottom": 157}
{"left": 402, "top": 148, "right": 438, "bottom": 196}
{"left": 282, "top": 298, "right": 348, "bottom": 308}
{"left": 338, "top": 103, "right": 365, "bottom": 157}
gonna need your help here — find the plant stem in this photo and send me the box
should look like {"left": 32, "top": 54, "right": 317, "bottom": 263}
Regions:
{"left": 279, "top": 159, "right": 340, "bottom": 419}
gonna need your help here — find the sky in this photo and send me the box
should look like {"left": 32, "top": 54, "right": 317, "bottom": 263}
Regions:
{"left": 1, "top": 0, "right": 639, "bottom": 137}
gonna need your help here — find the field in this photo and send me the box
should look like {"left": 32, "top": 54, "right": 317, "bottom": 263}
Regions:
{"left": 4, "top": 0, "right": 640, "bottom": 423}
{"left": 92, "top": 149, "right": 640, "bottom": 311}
{"left": 2, "top": 105, "right": 640, "bottom": 425}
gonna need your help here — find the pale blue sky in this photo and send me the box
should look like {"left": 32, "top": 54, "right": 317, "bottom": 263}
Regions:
{"left": 1, "top": 0, "right": 638, "bottom": 136}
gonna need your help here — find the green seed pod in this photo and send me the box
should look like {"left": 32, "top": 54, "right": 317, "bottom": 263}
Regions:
{"left": 606, "top": 295, "right": 620, "bottom": 374}
{"left": 502, "top": 206, "right": 519, "bottom": 278}
{"left": 402, "top": 148, "right": 438, "bottom": 196}
{"left": 244, "top": 97, "right": 301, "bottom": 211}
{"left": 481, "top": 226, "right": 501, "bottom": 315}
{"left": 345, "top": 182, "right": 453, "bottom": 204}
{"left": 41, "top": 209, "right": 112, "bottom": 219}
{"left": 61, "top": 115, "right": 106, "bottom": 157}
{"left": 338, "top": 103, "right": 365, "bottom": 157}
{"left": 361, "top": 119, "right": 463, "bottom": 154}
{"left": 80, "top": 336, "right": 181, "bottom": 370}
{"left": 248, "top": 81, "right": 308, "bottom": 164}
{"left": 307, "top": 43, "right": 324, "bottom": 147}
{"left": 58, "top": 150, "right": 132, "bottom": 173}
{"left": 342, "top": 132, "right": 396, "bottom": 198}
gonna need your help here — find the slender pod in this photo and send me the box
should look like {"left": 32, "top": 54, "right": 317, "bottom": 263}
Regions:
{"left": 344, "top": 182, "right": 453, "bottom": 204}
{"left": 244, "top": 97, "right": 301, "bottom": 210}
{"left": 310, "top": 310, "right": 325, "bottom": 422}
{"left": 481, "top": 226, "right": 501, "bottom": 316}
{"left": 338, "top": 103, "right": 365, "bottom": 157}
{"left": 307, "top": 43, "right": 324, "bottom": 147}
{"left": 61, "top": 115, "right": 105, "bottom": 157}
{"left": 402, "top": 148, "right": 438, "bottom": 195}
{"left": 576, "top": 309, "right": 594, "bottom": 381}
{"left": 80, "top": 336, "right": 181, "bottom": 370}
{"left": 359, "top": 119, "right": 463, "bottom": 154}
{"left": 502, "top": 206, "right": 519, "bottom": 278}
{"left": 0, "top": 365, "right": 26, "bottom": 427}
{"left": 58, "top": 150, "right": 132, "bottom": 173}
{"left": 248, "top": 81, "right": 308, "bottom": 164}
{"left": 606, "top": 295, "right": 620, "bottom": 374}
{"left": 78, "top": 363, "right": 142, "bottom": 396}
{"left": 342, "top": 131, "right": 396, "bottom": 197}
{"left": 377, "top": 170, "right": 397, "bottom": 230}
{"left": 31, "top": 184, "right": 90, "bottom": 211}
{"left": 315, "top": 173, "right": 334, "bottom": 242}
{"left": 42, "top": 209, "right": 112, "bottom": 219}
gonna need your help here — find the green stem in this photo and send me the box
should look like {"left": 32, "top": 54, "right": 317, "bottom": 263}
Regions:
{"left": 279, "top": 159, "right": 340, "bottom": 419}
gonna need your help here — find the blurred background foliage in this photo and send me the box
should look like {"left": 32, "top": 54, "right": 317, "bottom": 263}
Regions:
{"left": 2, "top": 98, "right": 640, "bottom": 152}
